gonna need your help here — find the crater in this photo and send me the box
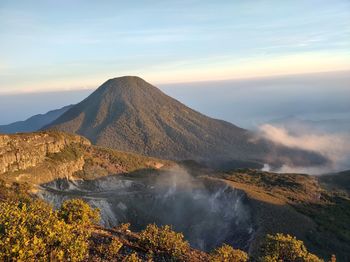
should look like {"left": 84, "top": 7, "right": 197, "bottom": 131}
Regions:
{"left": 38, "top": 167, "right": 254, "bottom": 252}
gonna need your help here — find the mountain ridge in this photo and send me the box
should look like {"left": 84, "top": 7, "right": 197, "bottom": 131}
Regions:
{"left": 0, "top": 105, "right": 73, "bottom": 134}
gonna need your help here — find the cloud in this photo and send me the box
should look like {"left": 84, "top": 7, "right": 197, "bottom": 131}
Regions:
{"left": 259, "top": 124, "right": 350, "bottom": 174}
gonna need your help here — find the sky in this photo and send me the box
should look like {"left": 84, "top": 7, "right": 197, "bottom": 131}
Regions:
{"left": 0, "top": 0, "right": 350, "bottom": 94}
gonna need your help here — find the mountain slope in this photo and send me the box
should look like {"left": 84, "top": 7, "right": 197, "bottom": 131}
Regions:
{"left": 0, "top": 105, "right": 72, "bottom": 134}
{"left": 44, "top": 76, "right": 326, "bottom": 167}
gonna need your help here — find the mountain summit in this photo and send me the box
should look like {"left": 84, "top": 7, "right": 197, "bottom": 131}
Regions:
{"left": 44, "top": 76, "right": 325, "bottom": 166}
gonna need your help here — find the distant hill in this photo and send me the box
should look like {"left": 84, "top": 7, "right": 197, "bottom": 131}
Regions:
{"left": 0, "top": 105, "right": 73, "bottom": 134}
{"left": 319, "top": 170, "right": 350, "bottom": 195}
{"left": 44, "top": 76, "right": 327, "bottom": 167}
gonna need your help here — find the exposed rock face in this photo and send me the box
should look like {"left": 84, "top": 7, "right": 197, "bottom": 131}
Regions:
{"left": 0, "top": 132, "right": 90, "bottom": 174}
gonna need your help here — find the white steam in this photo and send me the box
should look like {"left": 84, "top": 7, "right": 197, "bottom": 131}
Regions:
{"left": 38, "top": 165, "right": 254, "bottom": 251}
{"left": 259, "top": 124, "right": 350, "bottom": 174}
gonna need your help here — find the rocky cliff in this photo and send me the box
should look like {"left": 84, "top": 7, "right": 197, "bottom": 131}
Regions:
{"left": 0, "top": 132, "right": 90, "bottom": 174}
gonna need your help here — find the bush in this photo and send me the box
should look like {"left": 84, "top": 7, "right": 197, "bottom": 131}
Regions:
{"left": 117, "top": 222, "right": 131, "bottom": 232}
{"left": 0, "top": 199, "right": 90, "bottom": 261}
{"left": 210, "top": 244, "right": 248, "bottom": 262}
{"left": 123, "top": 252, "right": 142, "bottom": 262}
{"left": 58, "top": 198, "right": 100, "bottom": 226}
{"left": 96, "top": 237, "right": 123, "bottom": 259}
{"left": 260, "top": 233, "right": 323, "bottom": 262}
{"left": 108, "top": 238, "right": 123, "bottom": 257}
{"left": 139, "top": 224, "right": 189, "bottom": 258}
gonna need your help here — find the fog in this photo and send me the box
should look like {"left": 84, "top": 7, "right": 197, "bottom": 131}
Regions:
{"left": 258, "top": 124, "right": 350, "bottom": 174}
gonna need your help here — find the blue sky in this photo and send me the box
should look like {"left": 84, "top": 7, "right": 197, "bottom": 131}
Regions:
{"left": 0, "top": 0, "right": 349, "bottom": 93}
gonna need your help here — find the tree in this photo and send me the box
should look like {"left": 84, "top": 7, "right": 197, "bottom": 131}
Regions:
{"left": 58, "top": 198, "right": 100, "bottom": 226}
{"left": 260, "top": 233, "right": 323, "bottom": 262}
{"left": 0, "top": 199, "right": 90, "bottom": 261}
{"left": 210, "top": 244, "right": 248, "bottom": 262}
{"left": 139, "top": 224, "right": 189, "bottom": 258}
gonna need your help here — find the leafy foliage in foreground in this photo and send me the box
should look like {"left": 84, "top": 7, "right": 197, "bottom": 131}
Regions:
{"left": 260, "top": 233, "right": 323, "bottom": 262}
{"left": 139, "top": 224, "right": 190, "bottom": 258}
{"left": 58, "top": 198, "right": 100, "bottom": 226}
{"left": 0, "top": 183, "right": 100, "bottom": 262}
{"left": 0, "top": 199, "right": 91, "bottom": 261}
{"left": 210, "top": 244, "right": 248, "bottom": 262}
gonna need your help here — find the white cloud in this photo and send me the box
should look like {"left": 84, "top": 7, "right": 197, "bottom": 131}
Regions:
{"left": 259, "top": 124, "right": 350, "bottom": 174}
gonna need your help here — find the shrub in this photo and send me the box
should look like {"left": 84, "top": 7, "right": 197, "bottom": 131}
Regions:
{"left": 123, "top": 253, "right": 142, "bottom": 262}
{"left": 139, "top": 224, "right": 189, "bottom": 258}
{"left": 96, "top": 237, "right": 123, "bottom": 259}
{"left": 58, "top": 198, "right": 100, "bottom": 226}
{"left": 210, "top": 244, "right": 248, "bottom": 262}
{"left": 260, "top": 233, "right": 323, "bottom": 262}
{"left": 117, "top": 222, "right": 131, "bottom": 232}
{"left": 0, "top": 199, "right": 90, "bottom": 261}
{"left": 108, "top": 238, "right": 123, "bottom": 257}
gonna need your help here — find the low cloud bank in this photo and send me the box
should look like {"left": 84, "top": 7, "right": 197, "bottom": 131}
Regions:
{"left": 259, "top": 124, "right": 350, "bottom": 174}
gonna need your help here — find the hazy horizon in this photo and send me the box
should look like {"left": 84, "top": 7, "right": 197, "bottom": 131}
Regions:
{"left": 1, "top": 70, "right": 349, "bottom": 129}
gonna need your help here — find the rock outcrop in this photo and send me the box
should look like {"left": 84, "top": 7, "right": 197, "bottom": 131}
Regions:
{"left": 0, "top": 131, "right": 90, "bottom": 174}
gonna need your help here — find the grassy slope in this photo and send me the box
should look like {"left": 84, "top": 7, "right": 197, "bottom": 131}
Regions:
{"left": 220, "top": 169, "right": 350, "bottom": 261}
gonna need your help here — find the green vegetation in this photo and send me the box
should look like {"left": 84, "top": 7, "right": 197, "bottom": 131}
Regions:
{"left": 296, "top": 194, "right": 350, "bottom": 260}
{"left": 224, "top": 168, "right": 321, "bottom": 203}
{"left": 139, "top": 224, "right": 190, "bottom": 258}
{"left": 47, "top": 145, "right": 84, "bottom": 162}
{"left": 210, "top": 244, "right": 248, "bottom": 262}
{"left": 123, "top": 253, "right": 142, "bottom": 262}
{"left": 259, "top": 233, "right": 323, "bottom": 262}
{"left": 95, "top": 237, "right": 123, "bottom": 260}
{"left": 58, "top": 198, "right": 100, "bottom": 226}
{"left": 0, "top": 199, "right": 91, "bottom": 261}
{"left": 108, "top": 238, "right": 124, "bottom": 257}
{"left": 0, "top": 183, "right": 100, "bottom": 262}
{"left": 222, "top": 169, "right": 349, "bottom": 261}
{"left": 86, "top": 145, "right": 170, "bottom": 173}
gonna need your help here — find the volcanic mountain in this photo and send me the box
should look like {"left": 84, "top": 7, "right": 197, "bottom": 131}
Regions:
{"left": 44, "top": 76, "right": 325, "bottom": 167}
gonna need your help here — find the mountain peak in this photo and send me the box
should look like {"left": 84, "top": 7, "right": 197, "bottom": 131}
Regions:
{"left": 96, "top": 75, "right": 157, "bottom": 97}
{"left": 44, "top": 77, "right": 326, "bottom": 167}
{"left": 108, "top": 75, "right": 144, "bottom": 81}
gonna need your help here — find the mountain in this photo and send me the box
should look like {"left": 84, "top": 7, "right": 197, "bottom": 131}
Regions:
{"left": 44, "top": 76, "right": 326, "bottom": 167}
{"left": 0, "top": 105, "right": 73, "bottom": 134}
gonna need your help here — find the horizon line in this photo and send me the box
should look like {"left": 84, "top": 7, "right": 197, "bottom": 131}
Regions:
{"left": 0, "top": 68, "right": 349, "bottom": 96}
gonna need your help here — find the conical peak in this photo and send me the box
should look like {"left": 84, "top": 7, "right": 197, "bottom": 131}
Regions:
{"left": 98, "top": 76, "right": 157, "bottom": 95}
{"left": 108, "top": 75, "right": 144, "bottom": 83}
{"left": 105, "top": 76, "right": 147, "bottom": 87}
